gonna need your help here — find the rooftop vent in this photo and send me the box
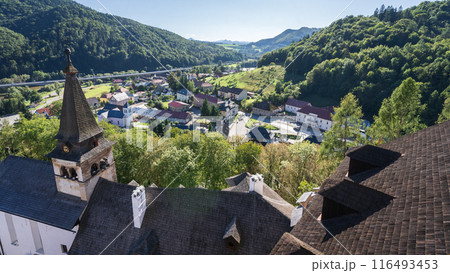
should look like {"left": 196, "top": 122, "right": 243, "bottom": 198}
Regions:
{"left": 223, "top": 217, "right": 240, "bottom": 250}
{"left": 132, "top": 186, "right": 146, "bottom": 228}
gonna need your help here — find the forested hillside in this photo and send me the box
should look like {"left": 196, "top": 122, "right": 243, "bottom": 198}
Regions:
{"left": 258, "top": 1, "right": 450, "bottom": 125}
{"left": 0, "top": 0, "right": 242, "bottom": 79}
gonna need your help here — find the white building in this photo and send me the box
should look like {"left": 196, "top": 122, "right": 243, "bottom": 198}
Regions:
{"left": 285, "top": 98, "right": 311, "bottom": 114}
{"left": 176, "top": 89, "right": 193, "bottom": 103}
{"left": 296, "top": 105, "right": 333, "bottom": 131}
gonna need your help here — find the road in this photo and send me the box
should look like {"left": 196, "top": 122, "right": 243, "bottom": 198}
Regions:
{"left": 0, "top": 67, "right": 191, "bottom": 88}
{"left": 228, "top": 112, "right": 250, "bottom": 138}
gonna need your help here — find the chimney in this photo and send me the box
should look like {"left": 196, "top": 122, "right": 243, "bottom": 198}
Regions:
{"left": 131, "top": 186, "right": 146, "bottom": 228}
{"left": 296, "top": 191, "right": 316, "bottom": 207}
{"left": 290, "top": 206, "right": 304, "bottom": 227}
{"left": 249, "top": 174, "right": 264, "bottom": 195}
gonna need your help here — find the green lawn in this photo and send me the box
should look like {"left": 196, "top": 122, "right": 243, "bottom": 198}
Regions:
{"left": 245, "top": 118, "right": 279, "bottom": 130}
{"left": 208, "top": 65, "right": 284, "bottom": 96}
{"left": 84, "top": 84, "right": 111, "bottom": 98}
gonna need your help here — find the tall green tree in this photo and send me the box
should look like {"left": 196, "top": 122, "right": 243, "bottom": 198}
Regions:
{"left": 369, "top": 78, "right": 426, "bottom": 142}
{"left": 320, "top": 93, "right": 364, "bottom": 159}
{"left": 235, "top": 141, "right": 262, "bottom": 173}
{"left": 200, "top": 99, "right": 210, "bottom": 116}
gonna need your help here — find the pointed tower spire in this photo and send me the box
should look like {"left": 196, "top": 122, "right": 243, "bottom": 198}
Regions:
{"left": 56, "top": 48, "right": 102, "bottom": 142}
{"left": 46, "top": 49, "right": 117, "bottom": 201}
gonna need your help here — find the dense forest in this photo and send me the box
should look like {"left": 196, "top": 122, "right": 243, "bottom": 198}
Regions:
{"left": 258, "top": 1, "right": 450, "bottom": 125}
{"left": 0, "top": 0, "right": 242, "bottom": 79}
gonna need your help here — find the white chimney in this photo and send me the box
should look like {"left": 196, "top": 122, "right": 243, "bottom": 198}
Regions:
{"left": 296, "top": 191, "right": 316, "bottom": 207}
{"left": 131, "top": 186, "right": 146, "bottom": 228}
{"left": 290, "top": 206, "right": 304, "bottom": 227}
{"left": 249, "top": 174, "right": 264, "bottom": 195}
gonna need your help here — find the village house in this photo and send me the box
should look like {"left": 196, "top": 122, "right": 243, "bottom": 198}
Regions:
{"left": 155, "top": 110, "right": 191, "bottom": 124}
{"left": 186, "top": 73, "right": 197, "bottom": 80}
{"left": 193, "top": 79, "right": 214, "bottom": 92}
{"left": 252, "top": 101, "right": 283, "bottom": 116}
{"left": 176, "top": 89, "right": 194, "bottom": 102}
{"left": 168, "top": 100, "right": 190, "bottom": 112}
{"left": 109, "top": 92, "right": 130, "bottom": 108}
{"left": 296, "top": 105, "right": 333, "bottom": 131}
{"left": 247, "top": 127, "right": 275, "bottom": 145}
{"left": 219, "top": 100, "right": 238, "bottom": 119}
{"left": 218, "top": 86, "right": 247, "bottom": 101}
{"left": 86, "top": 97, "right": 100, "bottom": 109}
{"left": 35, "top": 107, "right": 52, "bottom": 118}
{"left": 284, "top": 98, "right": 311, "bottom": 114}
{"left": 193, "top": 93, "right": 222, "bottom": 108}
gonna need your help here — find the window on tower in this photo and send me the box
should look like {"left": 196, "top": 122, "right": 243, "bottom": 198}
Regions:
{"left": 91, "top": 163, "right": 99, "bottom": 176}
{"left": 60, "top": 167, "right": 69, "bottom": 178}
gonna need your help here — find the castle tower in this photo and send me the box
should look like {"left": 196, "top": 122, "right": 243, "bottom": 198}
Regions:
{"left": 46, "top": 49, "right": 117, "bottom": 201}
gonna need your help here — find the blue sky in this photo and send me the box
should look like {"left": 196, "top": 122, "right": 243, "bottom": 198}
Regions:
{"left": 74, "top": 0, "right": 435, "bottom": 42}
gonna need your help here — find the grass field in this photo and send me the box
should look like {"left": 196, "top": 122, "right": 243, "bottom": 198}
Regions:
{"left": 207, "top": 65, "right": 284, "bottom": 96}
{"left": 84, "top": 84, "right": 111, "bottom": 98}
{"left": 245, "top": 118, "right": 279, "bottom": 130}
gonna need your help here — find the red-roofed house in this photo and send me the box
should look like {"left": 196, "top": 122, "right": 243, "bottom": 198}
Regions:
{"left": 35, "top": 107, "right": 51, "bottom": 118}
{"left": 297, "top": 105, "right": 334, "bottom": 131}
{"left": 193, "top": 93, "right": 221, "bottom": 108}
{"left": 285, "top": 98, "right": 311, "bottom": 114}
{"left": 168, "top": 101, "right": 190, "bottom": 112}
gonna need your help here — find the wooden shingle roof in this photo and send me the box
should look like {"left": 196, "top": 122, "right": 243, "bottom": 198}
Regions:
{"left": 272, "top": 121, "right": 450, "bottom": 255}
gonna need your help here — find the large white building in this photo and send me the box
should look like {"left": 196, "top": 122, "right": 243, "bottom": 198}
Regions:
{"left": 285, "top": 98, "right": 311, "bottom": 114}
{"left": 296, "top": 105, "right": 334, "bottom": 131}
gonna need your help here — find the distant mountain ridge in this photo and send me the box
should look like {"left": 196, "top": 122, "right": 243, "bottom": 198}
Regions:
{"left": 0, "top": 0, "right": 242, "bottom": 79}
{"left": 236, "top": 27, "right": 319, "bottom": 57}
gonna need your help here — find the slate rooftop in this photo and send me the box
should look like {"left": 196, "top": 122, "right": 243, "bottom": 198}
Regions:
{"left": 0, "top": 156, "right": 86, "bottom": 230}
{"left": 69, "top": 175, "right": 294, "bottom": 255}
{"left": 272, "top": 121, "right": 450, "bottom": 255}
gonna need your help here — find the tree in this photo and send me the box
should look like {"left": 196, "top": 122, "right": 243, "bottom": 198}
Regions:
{"left": 200, "top": 99, "right": 210, "bottom": 116}
{"left": 0, "top": 116, "right": 59, "bottom": 161}
{"left": 235, "top": 141, "right": 262, "bottom": 173}
{"left": 210, "top": 104, "right": 220, "bottom": 116}
{"left": 198, "top": 132, "right": 235, "bottom": 189}
{"left": 320, "top": 93, "right": 364, "bottom": 159}
{"left": 50, "top": 100, "right": 63, "bottom": 117}
{"left": 369, "top": 78, "right": 425, "bottom": 142}
{"left": 153, "top": 146, "right": 198, "bottom": 188}
{"left": 437, "top": 90, "right": 450, "bottom": 123}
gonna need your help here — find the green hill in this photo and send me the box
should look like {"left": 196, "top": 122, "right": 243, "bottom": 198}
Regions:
{"left": 0, "top": 0, "right": 242, "bottom": 79}
{"left": 258, "top": 1, "right": 450, "bottom": 125}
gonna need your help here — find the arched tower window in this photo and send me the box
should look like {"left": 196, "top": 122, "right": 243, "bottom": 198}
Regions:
{"left": 100, "top": 158, "right": 108, "bottom": 169}
{"left": 61, "top": 167, "right": 69, "bottom": 178}
{"left": 91, "top": 163, "right": 99, "bottom": 176}
{"left": 70, "top": 168, "right": 78, "bottom": 180}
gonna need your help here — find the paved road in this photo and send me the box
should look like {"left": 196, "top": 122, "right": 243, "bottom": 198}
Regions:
{"left": 0, "top": 67, "right": 191, "bottom": 88}
{"left": 229, "top": 112, "right": 250, "bottom": 138}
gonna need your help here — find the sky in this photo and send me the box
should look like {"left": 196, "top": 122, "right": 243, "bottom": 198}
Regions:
{"left": 73, "top": 0, "right": 435, "bottom": 42}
